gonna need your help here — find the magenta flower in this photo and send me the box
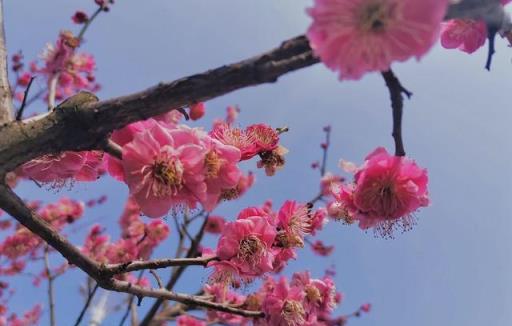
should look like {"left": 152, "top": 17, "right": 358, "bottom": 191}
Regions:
{"left": 307, "top": 0, "right": 448, "bottom": 79}
{"left": 216, "top": 216, "right": 276, "bottom": 277}
{"left": 122, "top": 123, "right": 207, "bottom": 217}
{"left": 262, "top": 277, "right": 307, "bottom": 326}
{"left": 200, "top": 137, "right": 242, "bottom": 211}
{"left": 440, "top": 19, "right": 487, "bottom": 54}
{"left": 335, "top": 147, "right": 429, "bottom": 234}
{"left": 275, "top": 201, "right": 311, "bottom": 248}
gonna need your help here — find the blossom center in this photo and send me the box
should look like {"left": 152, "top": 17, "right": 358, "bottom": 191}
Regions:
{"left": 305, "top": 285, "right": 322, "bottom": 304}
{"left": 237, "top": 235, "right": 264, "bottom": 266}
{"left": 281, "top": 300, "right": 306, "bottom": 326}
{"left": 205, "top": 150, "right": 222, "bottom": 179}
{"left": 150, "top": 157, "right": 184, "bottom": 197}
{"left": 358, "top": 1, "right": 395, "bottom": 33}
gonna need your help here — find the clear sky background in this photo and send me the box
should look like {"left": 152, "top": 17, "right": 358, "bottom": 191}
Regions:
{"left": 3, "top": 1, "right": 512, "bottom": 326}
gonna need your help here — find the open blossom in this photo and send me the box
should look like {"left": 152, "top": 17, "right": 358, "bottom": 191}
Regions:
{"left": 307, "top": 0, "right": 448, "bottom": 79}
{"left": 217, "top": 215, "right": 276, "bottom": 277}
{"left": 275, "top": 201, "right": 311, "bottom": 249}
{"left": 200, "top": 137, "right": 242, "bottom": 211}
{"left": 262, "top": 277, "right": 307, "bottom": 326}
{"left": 440, "top": 19, "right": 487, "bottom": 53}
{"left": 122, "top": 123, "right": 207, "bottom": 217}
{"left": 20, "top": 152, "right": 86, "bottom": 184}
{"left": 210, "top": 123, "right": 259, "bottom": 160}
{"left": 334, "top": 147, "right": 429, "bottom": 234}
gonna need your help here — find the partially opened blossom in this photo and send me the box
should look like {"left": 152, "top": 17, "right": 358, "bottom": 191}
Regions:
{"left": 440, "top": 19, "right": 487, "bottom": 53}
{"left": 200, "top": 137, "right": 242, "bottom": 211}
{"left": 216, "top": 215, "right": 276, "bottom": 277}
{"left": 20, "top": 152, "right": 86, "bottom": 184}
{"left": 307, "top": 0, "right": 448, "bottom": 79}
{"left": 122, "top": 123, "right": 207, "bottom": 217}
{"left": 334, "top": 147, "right": 429, "bottom": 235}
{"left": 320, "top": 172, "right": 344, "bottom": 196}
{"left": 205, "top": 215, "right": 226, "bottom": 234}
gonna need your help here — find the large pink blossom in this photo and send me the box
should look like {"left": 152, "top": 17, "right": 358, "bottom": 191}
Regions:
{"left": 440, "top": 19, "right": 487, "bottom": 54}
{"left": 122, "top": 123, "right": 207, "bottom": 217}
{"left": 216, "top": 216, "right": 276, "bottom": 277}
{"left": 335, "top": 147, "right": 429, "bottom": 233}
{"left": 307, "top": 0, "right": 448, "bottom": 79}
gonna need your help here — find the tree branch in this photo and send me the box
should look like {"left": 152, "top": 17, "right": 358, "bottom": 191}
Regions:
{"left": 0, "top": 183, "right": 261, "bottom": 319}
{"left": 105, "top": 256, "right": 217, "bottom": 275}
{"left": 0, "top": 35, "right": 317, "bottom": 175}
{"left": 381, "top": 70, "right": 412, "bottom": 157}
{"left": 0, "top": 0, "right": 13, "bottom": 123}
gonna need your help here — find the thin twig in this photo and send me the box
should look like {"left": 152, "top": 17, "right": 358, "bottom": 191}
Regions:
{"left": 320, "top": 126, "right": 331, "bottom": 177}
{"left": 381, "top": 69, "right": 412, "bottom": 157}
{"left": 106, "top": 256, "right": 217, "bottom": 275}
{"left": 47, "top": 74, "right": 59, "bottom": 110}
{"left": 44, "top": 244, "right": 56, "bottom": 326}
{"left": 77, "top": 7, "right": 102, "bottom": 43}
{"left": 139, "top": 216, "right": 209, "bottom": 326}
{"left": 103, "top": 139, "right": 123, "bottom": 159}
{"left": 73, "top": 283, "right": 99, "bottom": 326}
{"left": 149, "top": 270, "right": 165, "bottom": 289}
{"left": 485, "top": 27, "right": 498, "bottom": 71}
{"left": 15, "top": 76, "right": 35, "bottom": 120}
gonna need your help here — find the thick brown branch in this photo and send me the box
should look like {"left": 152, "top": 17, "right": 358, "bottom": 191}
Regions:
{"left": 0, "top": 35, "right": 317, "bottom": 175}
{"left": 0, "top": 0, "right": 13, "bottom": 123}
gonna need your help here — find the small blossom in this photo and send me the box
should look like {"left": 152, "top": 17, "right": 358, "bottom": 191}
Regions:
{"left": 440, "top": 19, "right": 487, "bottom": 54}
{"left": 189, "top": 102, "right": 206, "bottom": 120}
{"left": 72, "top": 11, "right": 89, "bottom": 24}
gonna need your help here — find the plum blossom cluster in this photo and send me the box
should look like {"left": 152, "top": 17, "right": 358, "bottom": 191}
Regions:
{"left": 325, "top": 147, "right": 429, "bottom": 237}
{"left": 82, "top": 197, "right": 169, "bottom": 281}
{"left": 207, "top": 200, "right": 328, "bottom": 285}
{"left": 111, "top": 107, "right": 282, "bottom": 217}
{"left": 0, "top": 198, "right": 84, "bottom": 276}
{"left": 177, "top": 272, "right": 346, "bottom": 326}
{"left": 16, "top": 30, "right": 100, "bottom": 104}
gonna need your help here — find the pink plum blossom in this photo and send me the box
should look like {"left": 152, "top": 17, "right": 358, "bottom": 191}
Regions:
{"left": 440, "top": 19, "right": 487, "bottom": 54}
{"left": 122, "top": 123, "right": 207, "bottom": 217}
{"left": 216, "top": 215, "right": 276, "bottom": 277}
{"left": 307, "top": 0, "right": 448, "bottom": 79}
{"left": 333, "top": 147, "right": 429, "bottom": 235}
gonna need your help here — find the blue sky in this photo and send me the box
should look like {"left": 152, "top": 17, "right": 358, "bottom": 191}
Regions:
{"left": 4, "top": 1, "right": 512, "bottom": 325}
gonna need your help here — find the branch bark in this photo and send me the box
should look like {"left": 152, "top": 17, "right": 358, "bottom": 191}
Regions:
{"left": 0, "top": 35, "right": 316, "bottom": 175}
{"left": 0, "top": 0, "right": 13, "bottom": 123}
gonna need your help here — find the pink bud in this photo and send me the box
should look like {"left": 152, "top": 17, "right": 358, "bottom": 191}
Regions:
{"left": 189, "top": 102, "right": 206, "bottom": 120}
{"left": 72, "top": 11, "right": 89, "bottom": 24}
